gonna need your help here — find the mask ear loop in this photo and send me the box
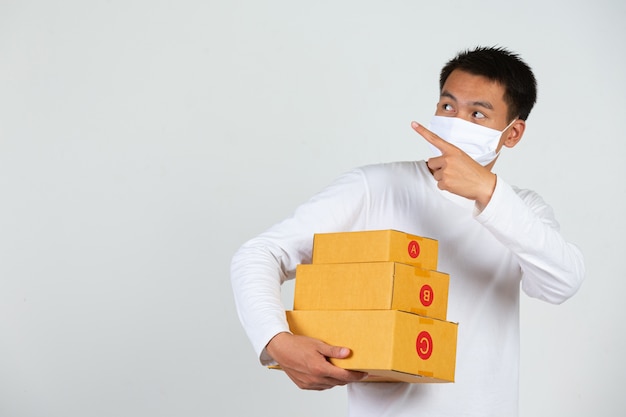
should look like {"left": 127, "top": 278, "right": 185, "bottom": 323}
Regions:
{"left": 502, "top": 117, "right": 518, "bottom": 133}
{"left": 491, "top": 117, "right": 520, "bottom": 164}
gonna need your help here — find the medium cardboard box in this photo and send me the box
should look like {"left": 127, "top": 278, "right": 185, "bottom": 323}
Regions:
{"left": 285, "top": 310, "right": 457, "bottom": 383}
{"left": 312, "top": 230, "right": 438, "bottom": 270}
{"left": 294, "top": 262, "right": 449, "bottom": 320}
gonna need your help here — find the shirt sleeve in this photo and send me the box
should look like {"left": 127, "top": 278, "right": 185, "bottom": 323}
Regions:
{"left": 474, "top": 177, "right": 585, "bottom": 304}
{"left": 230, "top": 168, "right": 370, "bottom": 365}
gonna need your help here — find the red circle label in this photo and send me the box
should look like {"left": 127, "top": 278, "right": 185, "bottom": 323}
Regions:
{"left": 416, "top": 331, "right": 433, "bottom": 360}
{"left": 408, "top": 240, "right": 420, "bottom": 259}
{"left": 419, "top": 285, "right": 434, "bottom": 307}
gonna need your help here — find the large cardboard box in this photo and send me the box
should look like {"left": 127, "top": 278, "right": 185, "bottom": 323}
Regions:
{"left": 285, "top": 310, "right": 457, "bottom": 383}
{"left": 312, "top": 230, "right": 438, "bottom": 270}
{"left": 294, "top": 262, "right": 449, "bottom": 320}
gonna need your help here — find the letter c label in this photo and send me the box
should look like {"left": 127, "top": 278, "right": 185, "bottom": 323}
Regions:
{"left": 416, "top": 331, "right": 433, "bottom": 360}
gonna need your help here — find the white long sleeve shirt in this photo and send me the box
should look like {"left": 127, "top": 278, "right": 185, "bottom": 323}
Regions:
{"left": 230, "top": 160, "right": 585, "bottom": 417}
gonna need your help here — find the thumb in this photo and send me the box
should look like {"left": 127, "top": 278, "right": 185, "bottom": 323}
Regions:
{"left": 411, "top": 121, "right": 454, "bottom": 154}
{"left": 321, "top": 344, "right": 351, "bottom": 359}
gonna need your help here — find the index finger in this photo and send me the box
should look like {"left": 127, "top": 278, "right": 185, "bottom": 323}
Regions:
{"left": 410, "top": 121, "right": 454, "bottom": 153}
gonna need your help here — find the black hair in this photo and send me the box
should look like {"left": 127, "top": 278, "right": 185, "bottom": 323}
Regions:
{"left": 440, "top": 46, "right": 537, "bottom": 121}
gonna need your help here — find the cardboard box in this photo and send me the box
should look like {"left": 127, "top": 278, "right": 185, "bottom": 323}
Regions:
{"left": 294, "top": 262, "right": 449, "bottom": 320}
{"left": 312, "top": 230, "right": 438, "bottom": 270}
{"left": 284, "top": 310, "right": 457, "bottom": 383}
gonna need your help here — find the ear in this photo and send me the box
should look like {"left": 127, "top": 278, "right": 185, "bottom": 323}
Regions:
{"left": 503, "top": 119, "right": 525, "bottom": 148}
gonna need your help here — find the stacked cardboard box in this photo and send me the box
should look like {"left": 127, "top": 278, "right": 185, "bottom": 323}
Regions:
{"left": 284, "top": 229, "right": 458, "bottom": 383}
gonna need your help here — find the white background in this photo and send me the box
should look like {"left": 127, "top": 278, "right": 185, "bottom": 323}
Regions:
{"left": 1, "top": 1, "right": 624, "bottom": 416}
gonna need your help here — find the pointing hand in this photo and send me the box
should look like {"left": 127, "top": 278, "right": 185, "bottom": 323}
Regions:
{"left": 411, "top": 121, "right": 497, "bottom": 210}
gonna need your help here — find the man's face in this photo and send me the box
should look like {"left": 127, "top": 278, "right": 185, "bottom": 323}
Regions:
{"left": 435, "top": 69, "right": 511, "bottom": 131}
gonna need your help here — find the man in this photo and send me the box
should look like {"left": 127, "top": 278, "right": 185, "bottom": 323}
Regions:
{"left": 230, "top": 46, "right": 584, "bottom": 416}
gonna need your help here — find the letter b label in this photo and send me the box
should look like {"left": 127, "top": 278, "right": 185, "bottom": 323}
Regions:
{"left": 420, "top": 284, "right": 433, "bottom": 307}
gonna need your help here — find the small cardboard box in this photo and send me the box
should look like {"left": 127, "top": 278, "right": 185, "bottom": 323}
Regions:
{"left": 312, "top": 230, "right": 438, "bottom": 270}
{"left": 285, "top": 310, "right": 457, "bottom": 383}
{"left": 294, "top": 262, "right": 449, "bottom": 320}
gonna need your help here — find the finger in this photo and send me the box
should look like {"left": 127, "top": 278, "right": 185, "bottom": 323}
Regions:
{"left": 321, "top": 365, "right": 369, "bottom": 384}
{"left": 288, "top": 360, "right": 367, "bottom": 389}
{"left": 410, "top": 121, "right": 455, "bottom": 154}
{"left": 300, "top": 374, "right": 354, "bottom": 391}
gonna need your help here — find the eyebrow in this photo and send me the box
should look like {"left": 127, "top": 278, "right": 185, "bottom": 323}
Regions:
{"left": 440, "top": 90, "right": 494, "bottom": 110}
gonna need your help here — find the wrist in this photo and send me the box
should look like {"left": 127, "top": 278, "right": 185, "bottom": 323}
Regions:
{"left": 266, "top": 331, "right": 291, "bottom": 359}
{"left": 476, "top": 173, "right": 497, "bottom": 211}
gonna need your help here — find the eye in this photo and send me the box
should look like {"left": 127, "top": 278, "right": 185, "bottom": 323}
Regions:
{"left": 442, "top": 103, "right": 454, "bottom": 112}
{"left": 472, "top": 111, "right": 486, "bottom": 119}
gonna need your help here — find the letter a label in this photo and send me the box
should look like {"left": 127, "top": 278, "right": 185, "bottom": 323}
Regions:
{"left": 408, "top": 240, "right": 420, "bottom": 259}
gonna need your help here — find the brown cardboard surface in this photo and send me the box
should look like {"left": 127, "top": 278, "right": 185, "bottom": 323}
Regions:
{"left": 311, "top": 229, "right": 438, "bottom": 270}
{"left": 294, "top": 262, "right": 449, "bottom": 320}
{"left": 285, "top": 310, "right": 457, "bottom": 383}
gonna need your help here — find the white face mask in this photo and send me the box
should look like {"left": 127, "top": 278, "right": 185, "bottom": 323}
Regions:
{"left": 427, "top": 116, "right": 516, "bottom": 166}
